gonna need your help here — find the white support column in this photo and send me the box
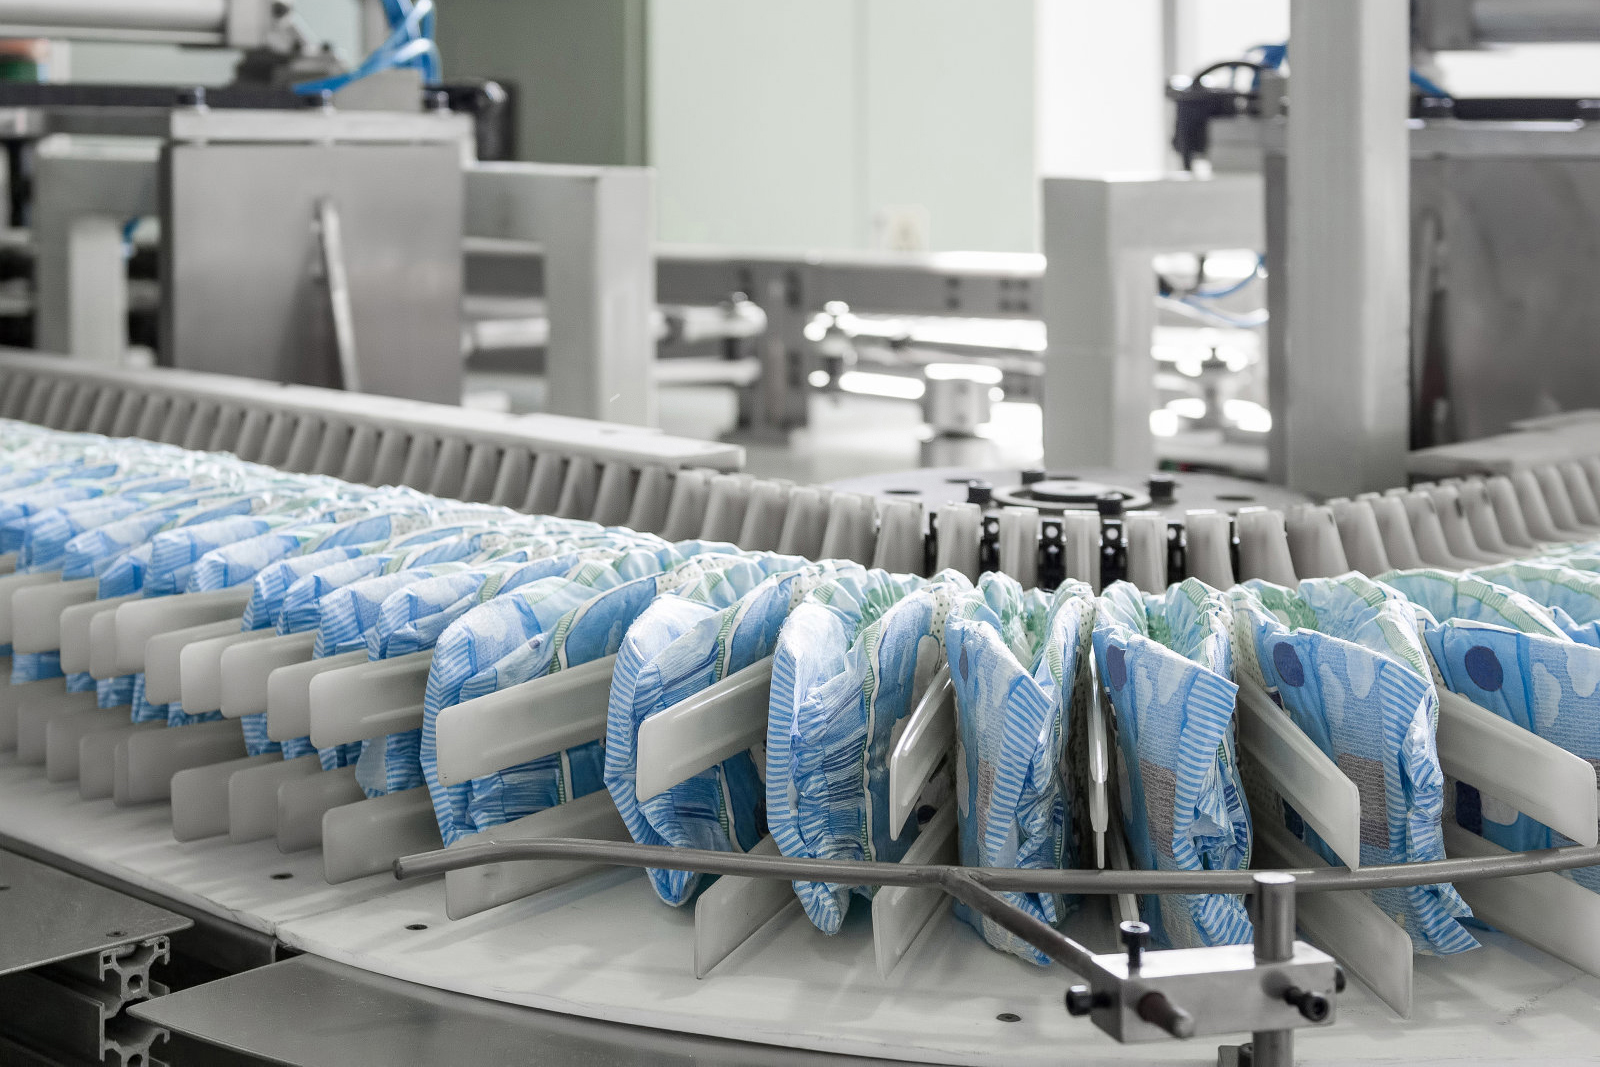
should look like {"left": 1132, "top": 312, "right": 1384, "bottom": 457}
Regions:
{"left": 1282, "top": 0, "right": 1411, "bottom": 496}
{"left": 465, "top": 163, "right": 657, "bottom": 427}
{"left": 1041, "top": 173, "right": 1262, "bottom": 472}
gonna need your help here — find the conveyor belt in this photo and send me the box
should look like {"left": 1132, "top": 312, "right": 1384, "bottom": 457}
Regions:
{"left": 6, "top": 356, "right": 1600, "bottom": 1063}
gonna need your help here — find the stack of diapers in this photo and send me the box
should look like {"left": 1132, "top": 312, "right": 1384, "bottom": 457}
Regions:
{"left": 944, "top": 576, "right": 1093, "bottom": 964}
{"left": 1092, "top": 578, "right": 1252, "bottom": 949}
{"left": 766, "top": 567, "right": 960, "bottom": 935}
{"left": 605, "top": 556, "right": 849, "bottom": 905}
{"left": 419, "top": 543, "right": 752, "bottom": 844}
{"left": 1382, "top": 568, "right": 1600, "bottom": 892}
{"left": 1472, "top": 559, "right": 1600, "bottom": 648}
{"left": 1230, "top": 575, "right": 1478, "bottom": 955}
{"left": 351, "top": 531, "right": 687, "bottom": 798}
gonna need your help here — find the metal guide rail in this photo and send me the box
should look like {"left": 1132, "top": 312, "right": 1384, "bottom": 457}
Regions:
{"left": 3, "top": 384, "right": 1600, "bottom": 1062}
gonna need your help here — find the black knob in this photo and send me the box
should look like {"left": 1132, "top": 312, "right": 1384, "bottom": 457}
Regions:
{"left": 967, "top": 480, "right": 993, "bottom": 506}
{"left": 1147, "top": 473, "right": 1176, "bottom": 505}
{"left": 1283, "top": 986, "right": 1331, "bottom": 1024}
{"left": 1064, "top": 985, "right": 1107, "bottom": 1016}
{"left": 1021, "top": 468, "right": 1047, "bottom": 485}
{"left": 1097, "top": 493, "right": 1125, "bottom": 519}
{"left": 1119, "top": 920, "right": 1150, "bottom": 971}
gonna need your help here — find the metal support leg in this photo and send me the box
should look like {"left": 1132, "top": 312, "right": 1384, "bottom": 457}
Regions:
{"left": 1281, "top": 0, "right": 1410, "bottom": 495}
{"left": 1247, "top": 872, "right": 1297, "bottom": 1067}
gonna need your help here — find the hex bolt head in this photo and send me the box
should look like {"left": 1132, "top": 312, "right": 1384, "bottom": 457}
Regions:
{"left": 1064, "top": 985, "right": 1111, "bottom": 1017}
{"left": 1119, "top": 920, "right": 1150, "bottom": 970}
{"left": 1283, "top": 986, "right": 1332, "bottom": 1024}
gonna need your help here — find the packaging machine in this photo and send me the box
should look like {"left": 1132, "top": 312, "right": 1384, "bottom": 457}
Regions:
{"left": 1, "top": 351, "right": 1600, "bottom": 1067}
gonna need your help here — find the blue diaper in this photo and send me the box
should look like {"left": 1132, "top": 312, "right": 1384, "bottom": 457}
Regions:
{"left": 1093, "top": 578, "right": 1252, "bottom": 950}
{"left": 947, "top": 577, "right": 1092, "bottom": 964}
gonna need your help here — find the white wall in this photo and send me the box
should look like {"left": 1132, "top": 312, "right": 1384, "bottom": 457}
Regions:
{"left": 1036, "top": 0, "right": 1166, "bottom": 178}
{"left": 1173, "top": 0, "right": 1288, "bottom": 78}
{"left": 649, "top": 0, "right": 1036, "bottom": 253}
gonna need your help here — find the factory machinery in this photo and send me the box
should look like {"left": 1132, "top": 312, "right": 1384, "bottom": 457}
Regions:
{"left": 2, "top": 351, "right": 1600, "bottom": 1067}
{"left": 10, "top": 3, "right": 1600, "bottom": 1066}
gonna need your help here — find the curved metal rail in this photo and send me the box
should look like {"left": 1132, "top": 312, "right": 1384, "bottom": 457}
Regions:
{"left": 395, "top": 834, "right": 1600, "bottom": 895}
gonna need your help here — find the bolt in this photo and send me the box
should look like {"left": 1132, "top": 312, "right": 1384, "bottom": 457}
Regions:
{"left": 1063, "top": 985, "right": 1108, "bottom": 1016}
{"left": 967, "top": 480, "right": 993, "bottom": 506}
{"left": 1334, "top": 966, "right": 1347, "bottom": 993}
{"left": 1021, "top": 467, "right": 1047, "bottom": 485}
{"left": 1283, "top": 986, "right": 1331, "bottom": 1023}
{"left": 1119, "top": 920, "right": 1150, "bottom": 971}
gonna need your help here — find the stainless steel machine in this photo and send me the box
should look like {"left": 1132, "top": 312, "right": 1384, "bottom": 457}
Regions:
{"left": 1, "top": 353, "right": 1600, "bottom": 1066}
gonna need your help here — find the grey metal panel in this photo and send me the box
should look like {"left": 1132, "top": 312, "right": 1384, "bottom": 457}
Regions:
{"left": 162, "top": 140, "right": 464, "bottom": 404}
{"left": 130, "top": 953, "right": 908, "bottom": 1067}
{"left": 1414, "top": 155, "right": 1600, "bottom": 442}
{"left": 0, "top": 849, "right": 189, "bottom": 978}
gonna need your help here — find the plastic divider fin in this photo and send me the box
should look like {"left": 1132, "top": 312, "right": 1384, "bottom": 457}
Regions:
{"left": 886, "top": 667, "right": 953, "bottom": 842}
{"left": 142, "top": 619, "right": 240, "bottom": 707}
{"left": 692, "top": 835, "right": 796, "bottom": 979}
{"left": 111, "top": 587, "right": 250, "bottom": 677}
{"left": 443, "top": 790, "right": 631, "bottom": 920}
{"left": 170, "top": 752, "right": 282, "bottom": 841}
{"left": 180, "top": 628, "right": 279, "bottom": 716}
{"left": 1087, "top": 661, "right": 1113, "bottom": 870}
{"left": 62, "top": 595, "right": 137, "bottom": 676}
{"left": 221, "top": 631, "right": 314, "bottom": 720}
{"left": 265, "top": 650, "right": 364, "bottom": 742}
{"left": 81, "top": 723, "right": 163, "bottom": 800}
{"left": 434, "top": 655, "right": 615, "bottom": 786}
{"left": 322, "top": 789, "right": 443, "bottom": 884}
{"left": 11, "top": 577, "right": 97, "bottom": 653}
{"left": 0, "top": 570, "right": 62, "bottom": 645}
{"left": 308, "top": 651, "right": 431, "bottom": 748}
{"left": 1435, "top": 689, "right": 1600, "bottom": 847}
{"left": 1444, "top": 821, "right": 1600, "bottom": 980}
{"left": 1, "top": 675, "right": 62, "bottom": 753}
{"left": 229, "top": 755, "right": 324, "bottom": 843}
{"left": 276, "top": 766, "right": 364, "bottom": 852}
{"left": 113, "top": 719, "right": 247, "bottom": 806}
{"left": 870, "top": 805, "right": 958, "bottom": 979}
{"left": 15, "top": 687, "right": 97, "bottom": 765}
{"left": 1236, "top": 676, "right": 1364, "bottom": 869}
{"left": 634, "top": 657, "right": 773, "bottom": 801}
{"left": 46, "top": 705, "right": 132, "bottom": 782}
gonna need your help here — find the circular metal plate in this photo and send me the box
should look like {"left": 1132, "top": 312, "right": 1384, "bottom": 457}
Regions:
{"left": 828, "top": 466, "right": 1309, "bottom": 519}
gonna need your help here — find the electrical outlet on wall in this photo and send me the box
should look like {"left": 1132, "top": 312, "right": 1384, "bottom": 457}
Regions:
{"left": 872, "top": 205, "right": 931, "bottom": 252}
